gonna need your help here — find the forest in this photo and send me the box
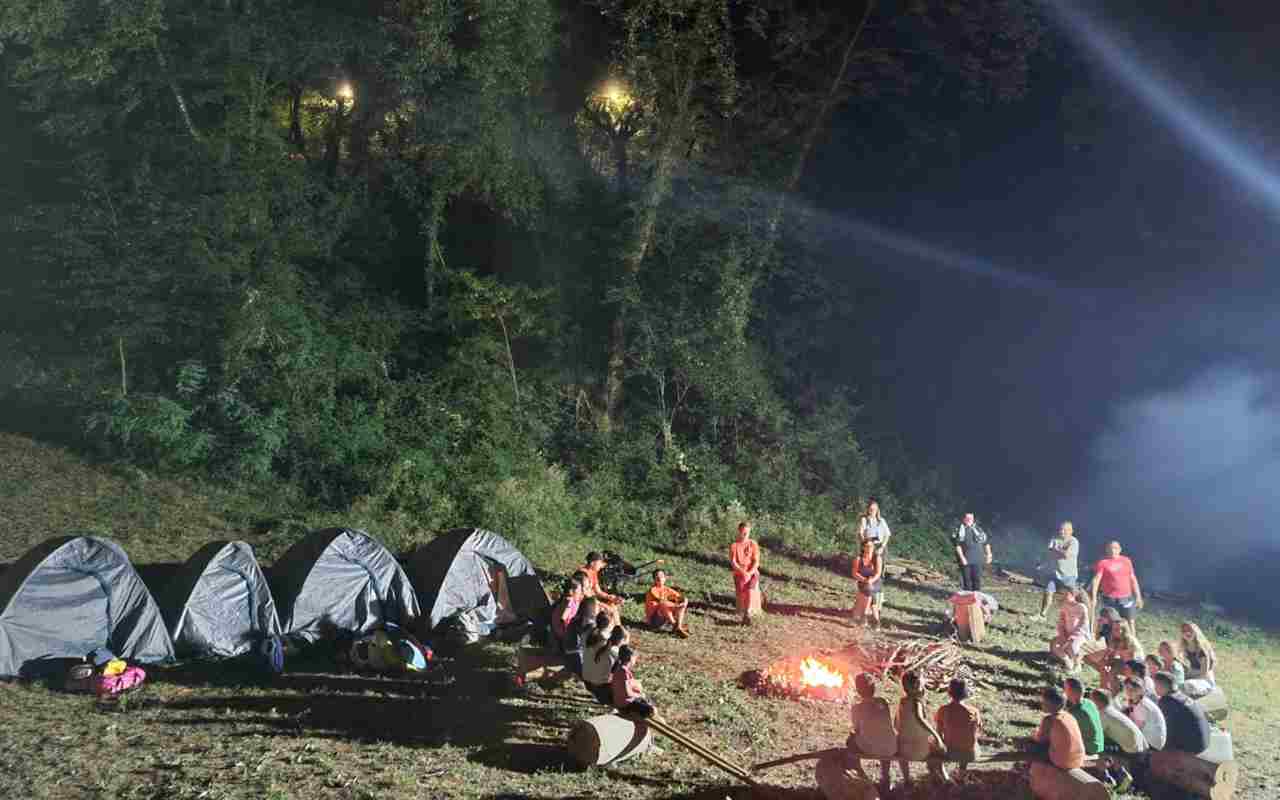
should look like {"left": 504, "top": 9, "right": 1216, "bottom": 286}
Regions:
{"left": 0, "top": 0, "right": 1054, "bottom": 555}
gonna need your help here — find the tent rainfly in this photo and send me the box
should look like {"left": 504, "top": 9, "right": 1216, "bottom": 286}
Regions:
{"left": 406, "top": 527, "right": 548, "bottom": 638}
{"left": 160, "top": 541, "right": 281, "bottom": 658}
{"left": 269, "top": 528, "right": 420, "bottom": 642}
{"left": 0, "top": 535, "right": 175, "bottom": 677}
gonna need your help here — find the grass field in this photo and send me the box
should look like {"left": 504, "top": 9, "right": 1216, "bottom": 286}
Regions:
{"left": 1, "top": 432, "right": 1276, "bottom": 800}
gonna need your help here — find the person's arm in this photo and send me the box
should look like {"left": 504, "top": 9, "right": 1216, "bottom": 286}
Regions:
{"left": 1090, "top": 570, "right": 1102, "bottom": 610}
{"left": 869, "top": 554, "right": 883, "bottom": 584}
{"left": 912, "top": 698, "right": 946, "bottom": 750}
{"left": 954, "top": 528, "right": 967, "bottom": 565}
{"left": 747, "top": 543, "right": 760, "bottom": 577}
{"left": 1130, "top": 567, "right": 1144, "bottom": 609}
{"left": 880, "top": 520, "right": 891, "bottom": 549}
{"left": 984, "top": 542, "right": 993, "bottom": 565}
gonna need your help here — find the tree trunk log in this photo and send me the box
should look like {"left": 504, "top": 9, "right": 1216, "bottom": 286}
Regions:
{"left": 815, "top": 752, "right": 878, "bottom": 800}
{"left": 566, "top": 714, "right": 654, "bottom": 767}
{"left": 1149, "top": 751, "right": 1238, "bottom": 800}
{"left": 1028, "top": 762, "right": 1110, "bottom": 800}
{"left": 955, "top": 599, "right": 985, "bottom": 643}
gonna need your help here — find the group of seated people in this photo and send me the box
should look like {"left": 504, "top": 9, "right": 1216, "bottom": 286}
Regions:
{"left": 1049, "top": 590, "right": 1219, "bottom": 700}
{"left": 846, "top": 659, "right": 1217, "bottom": 793}
{"left": 847, "top": 670, "right": 984, "bottom": 788}
{"left": 513, "top": 552, "right": 696, "bottom": 718}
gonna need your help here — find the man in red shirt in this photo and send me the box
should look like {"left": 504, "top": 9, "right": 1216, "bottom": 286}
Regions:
{"left": 1090, "top": 540, "right": 1145, "bottom": 638}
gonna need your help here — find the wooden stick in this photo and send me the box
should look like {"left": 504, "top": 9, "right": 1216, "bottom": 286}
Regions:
{"left": 647, "top": 717, "right": 752, "bottom": 780}
{"left": 646, "top": 717, "right": 758, "bottom": 786}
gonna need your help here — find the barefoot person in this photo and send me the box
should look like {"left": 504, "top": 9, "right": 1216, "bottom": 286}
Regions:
{"left": 730, "top": 522, "right": 762, "bottom": 625}
{"left": 1090, "top": 540, "right": 1144, "bottom": 637}
{"left": 852, "top": 539, "right": 884, "bottom": 629}
{"left": 1040, "top": 521, "right": 1079, "bottom": 619}
{"left": 1050, "top": 589, "right": 1091, "bottom": 671}
{"left": 611, "top": 645, "right": 656, "bottom": 718}
{"left": 643, "top": 569, "right": 690, "bottom": 638}
{"left": 952, "top": 513, "right": 992, "bottom": 592}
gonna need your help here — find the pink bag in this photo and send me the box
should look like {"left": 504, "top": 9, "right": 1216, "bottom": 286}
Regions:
{"left": 94, "top": 665, "right": 146, "bottom": 696}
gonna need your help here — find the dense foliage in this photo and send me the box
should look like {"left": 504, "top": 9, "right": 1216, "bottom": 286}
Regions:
{"left": 0, "top": 0, "right": 1044, "bottom": 556}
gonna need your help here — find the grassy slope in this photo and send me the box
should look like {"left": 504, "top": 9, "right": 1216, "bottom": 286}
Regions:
{"left": 0, "top": 432, "right": 1275, "bottom": 800}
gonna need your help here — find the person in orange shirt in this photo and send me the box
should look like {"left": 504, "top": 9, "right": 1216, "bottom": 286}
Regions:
{"left": 644, "top": 569, "right": 690, "bottom": 638}
{"left": 729, "top": 521, "right": 762, "bottom": 625}
{"left": 579, "top": 551, "right": 624, "bottom": 623}
{"left": 1033, "top": 686, "right": 1086, "bottom": 770}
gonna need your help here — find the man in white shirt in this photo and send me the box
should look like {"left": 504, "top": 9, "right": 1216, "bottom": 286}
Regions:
{"left": 1122, "top": 677, "right": 1167, "bottom": 750}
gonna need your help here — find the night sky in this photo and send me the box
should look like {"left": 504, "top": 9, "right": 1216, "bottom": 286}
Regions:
{"left": 802, "top": 1, "right": 1279, "bottom": 597}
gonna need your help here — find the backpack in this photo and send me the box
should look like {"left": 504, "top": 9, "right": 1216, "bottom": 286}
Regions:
{"left": 64, "top": 662, "right": 96, "bottom": 693}
{"left": 94, "top": 665, "right": 146, "bottom": 696}
{"left": 258, "top": 635, "right": 285, "bottom": 674}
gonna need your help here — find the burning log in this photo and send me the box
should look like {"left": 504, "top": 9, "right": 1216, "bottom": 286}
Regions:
{"left": 749, "top": 636, "right": 970, "bottom": 702}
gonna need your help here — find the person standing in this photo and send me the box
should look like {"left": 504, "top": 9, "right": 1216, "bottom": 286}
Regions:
{"left": 1090, "top": 540, "right": 1144, "bottom": 637}
{"left": 858, "top": 499, "right": 892, "bottom": 556}
{"left": 858, "top": 500, "right": 891, "bottom": 617}
{"left": 951, "top": 513, "right": 992, "bottom": 592}
{"left": 852, "top": 539, "right": 884, "bottom": 629}
{"left": 1040, "top": 521, "right": 1079, "bottom": 619}
{"left": 730, "top": 521, "right": 762, "bottom": 625}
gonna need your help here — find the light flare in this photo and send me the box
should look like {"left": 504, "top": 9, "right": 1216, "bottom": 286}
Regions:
{"left": 797, "top": 656, "right": 845, "bottom": 689}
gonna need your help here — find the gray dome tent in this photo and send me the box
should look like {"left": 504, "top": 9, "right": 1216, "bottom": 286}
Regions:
{"left": 0, "top": 536, "right": 175, "bottom": 677}
{"left": 160, "top": 541, "right": 281, "bottom": 658}
{"left": 406, "top": 528, "right": 548, "bottom": 639}
{"left": 269, "top": 528, "right": 420, "bottom": 642}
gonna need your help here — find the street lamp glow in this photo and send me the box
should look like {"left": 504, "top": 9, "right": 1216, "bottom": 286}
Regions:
{"left": 601, "top": 81, "right": 630, "bottom": 110}
{"left": 336, "top": 83, "right": 355, "bottom": 102}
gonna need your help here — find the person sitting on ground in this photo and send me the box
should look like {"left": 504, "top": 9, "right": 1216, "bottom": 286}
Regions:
{"left": 1064, "top": 677, "right": 1104, "bottom": 757}
{"left": 1087, "top": 688, "right": 1139, "bottom": 792}
{"left": 595, "top": 610, "right": 613, "bottom": 637}
{"left": 1154, "top": 670, "right": 1210, "bottom": 755}
{"left": 1122, "top": 676, "right": 1167, "bottom": 751}
{"left": 579, "top": 552, "right": 625, "bottom": 621}
{"left": 611, "top": 644, "right": 656, "bottom": 718}
{"left": 936, "top": 677, "right": 982, "bottom": 777}
{"left": 1157, "top": 641, "right": 1187, "bottom": 693}
{"left": 1040, "top": 521, "right": 1080, "bottom": 619}
{"left": 952, "top": 513, "right": 992, "bottom": 592}
{"left": 1081, "top": 606, "right": 1121, "bottom": 668}
{"left": 550, "top": 575, "right": 586, "bottom": 645}
{"left": 1178, "top": 622, "right": 1217, "bottom": 698}
{"left": 852, "top": 538, "right": 884, "bottom": 630}
{"left": 1125, "top": 658, "right": 1157, "bottom": 699}
{"left": 897, "top": 670, "right": 949, "bottom": 783}
{"left": 1033, "top": 686, "right": 1086, "bottom": 770}
{"left": 582, "top": 625, "right": 627, "bottom": 705}
{"left": 644, "top": 569, "right": 690, "bottom": 638}
{"left": 1050, "top": 589, "right": 1091, "bottom": 671}
{"left": 1099, "top": 625, "right": 1144, "bottom": 693}
{"left": 848, "top": 672, "right": 897, "bottom": 789}
{"left": 1089, "top": 687, "right": 1147, "bottom": 755}
{"left": 730, "top": 521, "right": 763, "bottom": 625}
{"left": 561, "top": 597, "right": 599, "bottom": 684}
{"left": 1090, "top": 540, "right": 1145, "bottom": 638}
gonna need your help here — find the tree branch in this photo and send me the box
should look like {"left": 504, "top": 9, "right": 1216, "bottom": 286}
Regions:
{"left": 153, "top": 43, "right": 201, "bottom": 142}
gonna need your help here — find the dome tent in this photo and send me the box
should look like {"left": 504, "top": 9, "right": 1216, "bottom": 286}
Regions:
{"left": 269, "top": 528, "right": 420, "bottom": 642}
{"left": 0, "top": 535, "right": 175, "bottom": 677}
{"left": 406, "top": 528, "right": 548, "bottom": 640}
{"left": 160, "top": 541, "right": 281, "bottom": 658}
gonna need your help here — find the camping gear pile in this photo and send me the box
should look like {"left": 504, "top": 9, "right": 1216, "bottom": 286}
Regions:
{"left": 0, "top": 527, "right": 548, "bottom": 680}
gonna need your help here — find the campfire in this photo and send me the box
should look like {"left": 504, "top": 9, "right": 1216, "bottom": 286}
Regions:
{"left": 746, "top": 635, "right": 970, "bottom": 703}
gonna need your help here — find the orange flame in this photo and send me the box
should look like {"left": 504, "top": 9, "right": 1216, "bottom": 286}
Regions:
{"left": 798, "top": 657, "right": 845, "bottom": 689}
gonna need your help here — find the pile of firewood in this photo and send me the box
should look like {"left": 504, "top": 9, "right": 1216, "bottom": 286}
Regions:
{"left": 845, "top": 634, "right": 970, "bottom": 692}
